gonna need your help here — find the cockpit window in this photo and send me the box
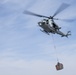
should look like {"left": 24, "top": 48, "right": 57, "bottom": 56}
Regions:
{"left": 42, "top": 19, "right": 46, "bottom": 23}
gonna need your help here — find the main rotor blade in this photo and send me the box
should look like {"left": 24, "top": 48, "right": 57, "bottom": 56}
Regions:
{"left": 56, "top": 18, "right": 76, "bottom": 22}
{"left": 53, "top": 3, "right": 70, "bottom": 17}
{"left": 23, "top": 10, "right": 49, "bottom": 18}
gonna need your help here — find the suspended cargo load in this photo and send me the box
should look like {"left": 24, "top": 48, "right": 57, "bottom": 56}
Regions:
{"left": 55, "top": 62, "right": 63, "bottom": 70}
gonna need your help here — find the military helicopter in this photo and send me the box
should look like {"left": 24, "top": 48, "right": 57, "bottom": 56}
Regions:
{"left": 24, "top": 3, "right": 71, "bottom": 37}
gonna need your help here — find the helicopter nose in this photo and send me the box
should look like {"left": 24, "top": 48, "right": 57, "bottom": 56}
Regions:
{"left": 38, "top": 22, "right": 42, "bottom": 25}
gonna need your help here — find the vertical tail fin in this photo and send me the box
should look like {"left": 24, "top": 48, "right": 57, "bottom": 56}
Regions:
{"left": 66, "top": 31, "right": 71, "bottom": 37}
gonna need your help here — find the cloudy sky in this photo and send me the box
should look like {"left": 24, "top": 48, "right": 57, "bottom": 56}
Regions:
{"left": 0, "top": 0, "right": 76, "bottom": 75}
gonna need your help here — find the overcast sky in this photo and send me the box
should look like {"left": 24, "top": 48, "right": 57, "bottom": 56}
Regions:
{"left": 0, "top": 0, "right": 76, "bottom": 75}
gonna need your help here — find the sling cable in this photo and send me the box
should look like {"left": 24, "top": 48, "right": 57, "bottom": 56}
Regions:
{"left": 51, "top": 34, "right": 63, "bottom": 71}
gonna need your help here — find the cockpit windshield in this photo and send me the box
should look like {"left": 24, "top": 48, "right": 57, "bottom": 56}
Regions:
{"left": 42, "top": 19, "right": 46, "bottom": 23}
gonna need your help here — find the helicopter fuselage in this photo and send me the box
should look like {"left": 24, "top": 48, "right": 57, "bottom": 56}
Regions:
{"left": 38, "top": 20, "right": 71, "bottom": 37}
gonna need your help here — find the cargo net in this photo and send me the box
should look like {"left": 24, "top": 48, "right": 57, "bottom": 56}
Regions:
{"left": 55, "top": 62, "right": 64, "bottom": 70}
